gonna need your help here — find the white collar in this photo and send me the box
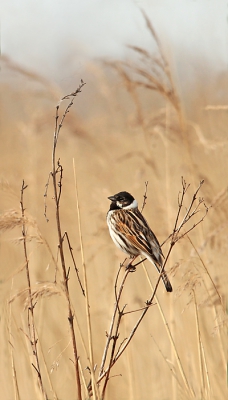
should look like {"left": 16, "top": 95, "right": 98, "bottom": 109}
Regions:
{"left": 122, "top": 199, "right": 138, "bottom": 210}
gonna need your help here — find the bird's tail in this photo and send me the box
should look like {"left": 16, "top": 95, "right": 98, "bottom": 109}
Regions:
{"left": 150, "top": 258, "right": 172, "bottom": 292}
{"left": 161, "top": 271, "right": 172, "bottom": 292}
{"left": 146, "top": 254, "right": 173, "bottom": 292}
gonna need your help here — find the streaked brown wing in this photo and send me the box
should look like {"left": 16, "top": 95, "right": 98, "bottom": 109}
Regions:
{"left": 131, "top": 209, "right": 163, "bottom": 251}
{"left": 114, "top": 209, "right": 162, "bottom": 262}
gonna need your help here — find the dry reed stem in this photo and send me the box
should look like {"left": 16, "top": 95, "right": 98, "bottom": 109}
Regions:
{"left": 7, "top": 279, "right": 20, "bottom": 400}
{"left": 142, "top": 263, "right": 195, "bottom": 398}
{"left": 204, "top": 105, "right": 228, "bottom": 110}
{"left": 78, "top": 358, "right": 90, "bottom": 399}
{"left": 150, "top": 334, "right": 184, "bottom": 390}
{"left": 193, "top": 289, "right": 205, "bottom": 398}
{"left": 35, "top": 329, "right": 58, "bottom": 400}
{"left": 99, "top": 263, "right": 129, "bottom": 376}
{"left": 99, "top": 266, "right": 130, "bottom": 396}
{"left": 69, "top": 308, "right": 92, "bottom": 398}
{"left": 200, "top": 336, "right": 211, "bottom": 399}
{"left": 62, "top": 231, "right": 85, "bottom": 296}
{"left": 50, "top": 82, "right": 86, "bottom": 400}
{"left": 187, "top": 235, "right": 223, "bottom": 310}
{"left": 73, "top": 158, "right": 100, "bottom": 400}
{"left": 20, "top": 181, "right": 47, "bottom": 399}
{"left": 187, "top": 234, "right": 227, "bottom": 372}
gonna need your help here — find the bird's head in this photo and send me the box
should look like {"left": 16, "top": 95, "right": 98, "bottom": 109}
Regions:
{"left": 108, "top": 191, "right": 138, "bottom": 210}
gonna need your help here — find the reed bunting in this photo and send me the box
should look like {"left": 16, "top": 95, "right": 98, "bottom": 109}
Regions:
{"left": 107, "top": 191, "right": 172, "bottom": 292}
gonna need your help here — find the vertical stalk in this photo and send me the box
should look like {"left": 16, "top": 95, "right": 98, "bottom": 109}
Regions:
{"left": 51, "top": 89, "right": 86, "bottom": 400}
{"left": 193, "top": 289, "right": 205, "bottom": 399}
{"left": 20, "top": 181, "right": 47, "bottom": 399}
{"left": 73, "top": 160, "right": 99, "bottom": 399}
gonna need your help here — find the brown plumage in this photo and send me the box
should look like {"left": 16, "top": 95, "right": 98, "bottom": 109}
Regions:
{"left": 107, "top": 191, "right": 172, "bottom": 292}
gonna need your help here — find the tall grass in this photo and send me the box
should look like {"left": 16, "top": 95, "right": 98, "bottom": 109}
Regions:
{"left": 0, "top": 16, "right": 227, "bottom": 400}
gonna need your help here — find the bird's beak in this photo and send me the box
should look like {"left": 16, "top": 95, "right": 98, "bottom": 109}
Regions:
{"left": 108, "top": 195, "right": 116, "bottom": 201}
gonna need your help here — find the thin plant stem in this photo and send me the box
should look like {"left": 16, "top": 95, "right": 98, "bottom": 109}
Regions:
{"left": 51, "top": 84, "right": 86, "bottom": 400}
{"left": 193, "top": 289, "right": 205, "bottom": 399}
{"left": 73, "top": 158, "right": 99, "bottom": 400}
{"left": 62, "top": 231, "right": 85, "bottom": 296}
{"left": 99, "top": 267, "right": 130, "bottom": 378}
{"left": 101, "top": 300, "right": 127, "bottom": 399}
{"left": 140, "top": 181, "right": 148, "bottom": 212}
{"left": 200, "top": 338, "right": 211, "bottom": 399}
{"left": 143, "top": 262, "right": 195, "bottom": 398}
{"left": 8, "top": 279, "right": 20, "bottom": 400}
{"left": 187, "top": 235, "right": 223, "bottom": 308}
{"left": 20, "top": 181, "right": 47, "bottom": 400}
{"left": 100, "top": 269, "right": 130, "bottom": 396}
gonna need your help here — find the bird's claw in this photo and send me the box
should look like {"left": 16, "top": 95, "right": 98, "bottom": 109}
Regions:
{"left": 125, "top": 263, "right": 136, "bottom": 272}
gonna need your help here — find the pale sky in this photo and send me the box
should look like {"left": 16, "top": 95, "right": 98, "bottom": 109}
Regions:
{"left": 2, "top": 0, "right": 228, "bottom": 83}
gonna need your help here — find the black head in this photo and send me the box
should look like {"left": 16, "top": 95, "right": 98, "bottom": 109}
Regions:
{"left": 108, "top": 191, "right": 138, "bottom": 210}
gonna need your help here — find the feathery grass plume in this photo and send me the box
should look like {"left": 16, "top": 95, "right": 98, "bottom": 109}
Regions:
{"left": 23, "top": 282, "right": 62, "bottom": 309}
{"left": 0, "top": 209, "right": 35, "bottom": 232}
{"left": 107, "top": 10, "right": 184, "bottom": 130}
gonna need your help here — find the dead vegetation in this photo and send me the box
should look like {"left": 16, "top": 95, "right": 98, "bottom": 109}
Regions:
{"left": 0, "top": 13, "right": 228, "bottom": 400}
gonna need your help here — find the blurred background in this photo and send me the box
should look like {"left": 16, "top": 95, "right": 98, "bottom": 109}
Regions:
{"left": 1, "top": 1, "right": 228, "bottom": 399}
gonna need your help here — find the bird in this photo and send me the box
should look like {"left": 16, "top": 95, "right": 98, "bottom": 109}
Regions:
{"left": 107, "top": 191, "right": 172, "bottom": 292}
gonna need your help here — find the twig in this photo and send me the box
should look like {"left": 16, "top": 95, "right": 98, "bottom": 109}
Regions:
{"left": 44, "top": 79, "right": 86, "bottom": 220}
{"left": 114, "top": 262, "right": 125, "bottom": 313}
{"left": 51, "top": 82, "right": 86, "bottom": 400}
{"left": 43, "top": 172, "right": 52, "bottom": 222}
{"left": 56, "top": 160, "right": 63, "bottom": 205}
{"left": 141, "top": 181, "right": 148, "bottom": 212}
{"left": 73, "top": 158, "right": 99, "bottom": 400}
{"left": 175, "top": 180, "right": 205, "bottom": 238}
{"left": 172, "top": 177, "right": 190, "bottom": 235}
{"left": 101, "top": 302, "right": 128, "bottom": 398}
{"left": 161, "top": 179, "right": 209, "bottom": 247}
{"left": 20, "top": 181, "right": 47, "bottom": 399}
{"left": 62, "top": 231, "right": 85, "bottom": 296}
{"left": 99, "top": 268, "right": 130, "bottom": 378}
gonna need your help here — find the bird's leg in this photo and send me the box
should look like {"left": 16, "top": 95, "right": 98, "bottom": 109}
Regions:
{"left": 125, "top": 255, "right": 138, "bottom": 272}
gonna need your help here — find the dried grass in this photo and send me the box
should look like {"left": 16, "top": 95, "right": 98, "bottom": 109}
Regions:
{"left": 0, "top": 209, "right": 35, "bottom": 231}
{"left": 0, "top": 16, "right": 228, "bottom": 400}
